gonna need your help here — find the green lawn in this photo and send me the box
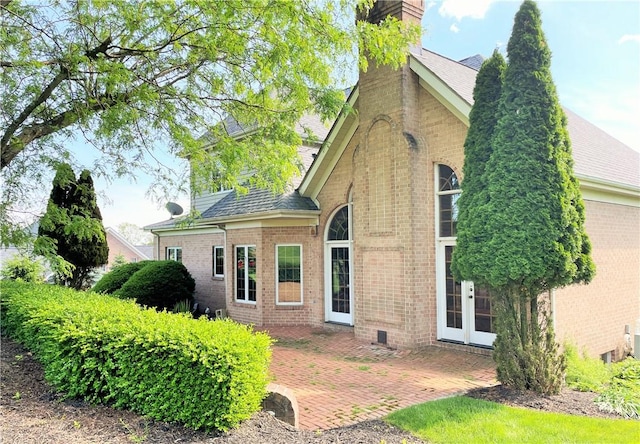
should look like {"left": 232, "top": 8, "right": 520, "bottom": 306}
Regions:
{"left": 386, "top": 396, "right": 640, "bottom": 444}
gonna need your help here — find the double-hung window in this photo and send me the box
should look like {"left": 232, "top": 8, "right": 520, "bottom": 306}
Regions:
{"left": 213, "top": 246, "right": 224, "bottom": 277}
{"left": 166, "top": 247, "right": 182, "bottom": 262}
{"left": 236, "top": 246, "right": 256, "bottom": 303}
{"left": 276, "top": 245, "right": 302, "bottom": 305}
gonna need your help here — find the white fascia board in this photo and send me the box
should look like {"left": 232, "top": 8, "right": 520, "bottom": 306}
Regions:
{"left": 409, "top": 56, "right": 471, "bottom": 127}
{"left": 299, "top": 89, "right": 360, "bottom": 199}
{"left": 153, "top": 226, "right": 226, "bottom": 237}
{"left": 197, "top": 210, "right": 321, "bottom": 227}
{"left": 105, "top": 227, "right": 150, "bottom": 258}
{"left": 578, "top": 174, "right": 640, "bottom": 207}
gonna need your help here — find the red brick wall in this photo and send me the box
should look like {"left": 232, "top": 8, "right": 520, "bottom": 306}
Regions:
{"left": 106, "top": 232, "right": 148, "bottom": 267}
{"left": 157, "top": 231, "right": 226, "bottom": 311}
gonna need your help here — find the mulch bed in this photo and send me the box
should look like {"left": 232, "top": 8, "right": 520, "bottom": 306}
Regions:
{"left": 0, "top": 336, "right": 626, "bottom": 444}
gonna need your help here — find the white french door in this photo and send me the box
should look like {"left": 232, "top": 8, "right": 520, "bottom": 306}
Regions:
{"left": 437, "top": 241, "right": 496, "bottom": 347}
{"left": 325, "top": 243, "right": 353, "bottom": 324}
{"left": 324, "top": 205, "right": 353, "bottom": 325}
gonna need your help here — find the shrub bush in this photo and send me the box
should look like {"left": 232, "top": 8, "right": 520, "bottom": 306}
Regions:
{"left": 564, "top": 343, "right": 611, "bottom": 392}
{"left": 91, "top": 260, "right": 152, "bottom": 295}
{"left": 117, "top": 260, "right": 195, "bottom": 310}
{"left": 0, "top": 255, "right": 45, "bottom": 283}
{"left": 1, "top": 281, "right": 272, "bottom": 431}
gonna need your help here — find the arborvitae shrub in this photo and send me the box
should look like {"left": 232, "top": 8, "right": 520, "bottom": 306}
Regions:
{"left": 91, "top": 261, "right": 152, "bottom": 295}
{"left": 117, "top": 260, "right": 195, "bottom": 310}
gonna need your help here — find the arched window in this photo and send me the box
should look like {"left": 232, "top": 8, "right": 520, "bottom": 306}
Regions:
{"left": 327, "top": 206, "right": 349, "bottom": 241}
{"left": 436, "top": 164, "right": 461, "bottom": 238}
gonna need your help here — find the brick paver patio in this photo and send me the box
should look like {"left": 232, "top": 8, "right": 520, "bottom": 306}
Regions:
{"left": 261, "top": 326, "right": 497, "bottom": 430}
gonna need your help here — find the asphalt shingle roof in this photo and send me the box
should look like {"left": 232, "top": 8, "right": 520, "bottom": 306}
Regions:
{"left": 200, "top": 188, "right": 318, "bottom": 220}
{"left": 411, "top": 49, "right": 640, "bottom": 188}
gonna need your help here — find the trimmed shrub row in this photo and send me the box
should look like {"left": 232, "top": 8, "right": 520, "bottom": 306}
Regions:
{"left": 91, "top": 260, "right": 151, "bottom": 294}
{"left": 1, "top": 281, "right": 272, "bottom": 431}
{"left": 92, "top": 260, "right": 195, "bottom": 311}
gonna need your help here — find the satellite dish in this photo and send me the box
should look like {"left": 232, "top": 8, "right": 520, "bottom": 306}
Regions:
{"left": 166, "top": 202, "right": 184, "bottom": 218}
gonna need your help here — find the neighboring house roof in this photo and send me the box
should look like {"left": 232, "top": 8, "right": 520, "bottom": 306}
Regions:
{"left": 106, "top": 227, "right": 151, "bottom": 260}
{"left": 134, "top": 245, "right": 154, "bottom": 259}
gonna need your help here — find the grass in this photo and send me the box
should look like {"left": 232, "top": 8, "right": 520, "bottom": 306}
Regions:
{"left": 387, "top": 345, "right": 640, "bottom": 443}
{"left": 386, "top": 396, "right": 639, "bottom": 444}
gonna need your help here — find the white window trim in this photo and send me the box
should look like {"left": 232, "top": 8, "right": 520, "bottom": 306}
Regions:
{"left": 434, "top": 165, "right": 461, "bottom": 242}
{"left": 166, "top": 246, "right": 182, "bottom": 262}
{"left": 235, "top": 245, "right": 257, "bottom": 304}
{"left": 275, "top": 244, "right": 303, "bottom": 306}
{"left": 213, "top": 245, "right": 224, "bottom": 278}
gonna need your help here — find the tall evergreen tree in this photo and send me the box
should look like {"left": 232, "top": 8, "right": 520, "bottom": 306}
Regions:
{"left": 452, "top": 50, "right": 506, "bottom": 283}
{"left": 36, "top": 163, "right": 77, "bottom": 278}
{"left": 36, "top": 165, "right": 109, "bottom": 289}
{"left": 453, "top": 0, "right": 595, "bottom": 394}
{"left": 64, "top": 170, "right": 109, "bottom": 289}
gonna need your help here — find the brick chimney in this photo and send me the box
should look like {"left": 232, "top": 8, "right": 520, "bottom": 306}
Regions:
{"left": 359, "top": 0, "right": 425, "bottom": 26}
{"left": 358, "top": 0, "right": 424, "bottom": 52}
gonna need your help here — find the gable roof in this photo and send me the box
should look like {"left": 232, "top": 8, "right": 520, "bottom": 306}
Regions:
{"left": 301, "top": 48, "right": 639, "bottom": 200}
{"left": 409, "top": 49, "right": 639, "bottom": 189}
{"left": 106, "top": 227, "right": 151, "bottom": 259}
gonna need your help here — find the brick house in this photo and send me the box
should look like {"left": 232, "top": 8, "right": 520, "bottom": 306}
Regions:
{"left": 105, "top": 227, "right": 151, "bottom": 269}
{"left": 146, "top": 1, "right": 640, "bottom": 359}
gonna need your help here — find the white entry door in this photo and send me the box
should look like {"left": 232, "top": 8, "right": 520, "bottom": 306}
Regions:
{"left": 437, "top": 242, "right": 496, "bottom": 347}
{"left": 324, "top": 205, "right": 353, "bottom": 325}
{"left": 325, "top": 243, "right": 353, "bottom": 325}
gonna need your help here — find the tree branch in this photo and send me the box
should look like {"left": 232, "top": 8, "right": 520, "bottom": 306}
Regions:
{"left": 1, "top": 36, "right": 113, "bottom": 168}
{"left": 1, "top": 91, "right": 128, "bottom": 169}
{"left": 1, "top": 66, "right": 71, "bottom": 157}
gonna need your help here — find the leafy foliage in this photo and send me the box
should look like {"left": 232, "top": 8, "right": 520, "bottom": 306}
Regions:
{"left": 110, "top": 253, "right": 128, "bottom": 270}
{"left": 1, "top": 281, "right": 272, "bottom": 431}
{"left": 452, "top": 1, "right": 594, "bottom": 395}
{"left": 565, "top": 343, "right": 611, "bottom": 392}
{"left": 34, "top": 164, "right": 108, "bottom": 289}
{"left": 565, "top": 343, "right": 640, "bottom": 419}
{"left": 0, "top": 255, "right": 45, "bottom": 283}
{"left": 91, "top": 260, "right": 152, "bottom": 295}
{"left": 1, "top": 0, "right": 420, "bottom": 248}
{"left": 116, "top": 260, "right": 195, "bottom": 310}
{"left": 595, "top": 358, "right": 640, "bottom": 419}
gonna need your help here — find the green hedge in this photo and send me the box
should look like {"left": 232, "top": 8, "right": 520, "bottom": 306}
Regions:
{"left": 116, "top": 260, "right": 195, "bottom": 310}
{"left": 1, "top": 281, "right": 272, "bottom": 431}
{"left": 91, "top": 260, "right": 152, "bottom": 295}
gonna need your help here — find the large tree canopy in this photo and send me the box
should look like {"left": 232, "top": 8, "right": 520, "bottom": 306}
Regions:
{"left": 1, "top": 0, "right": 420, "bottom": 243}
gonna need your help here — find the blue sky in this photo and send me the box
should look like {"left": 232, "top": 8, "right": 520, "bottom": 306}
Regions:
{"left": 93, "top": 0, "right": 640, "bottom": 229}
{"left": 422, "top": 0, "right": 639, "bottom": 151}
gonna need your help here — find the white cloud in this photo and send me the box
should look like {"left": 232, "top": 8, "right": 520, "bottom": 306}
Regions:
{"left": 450, "top": 23, "right": 460, "bottom": 33}
{"left": 618, "top": 34, "right": 640, "bottom": 45}
{"left": 426, "top": 1, "right": 437, "bottom": 13}
{"left": 438, "top": 0, "right": 495, "bottom": 21}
